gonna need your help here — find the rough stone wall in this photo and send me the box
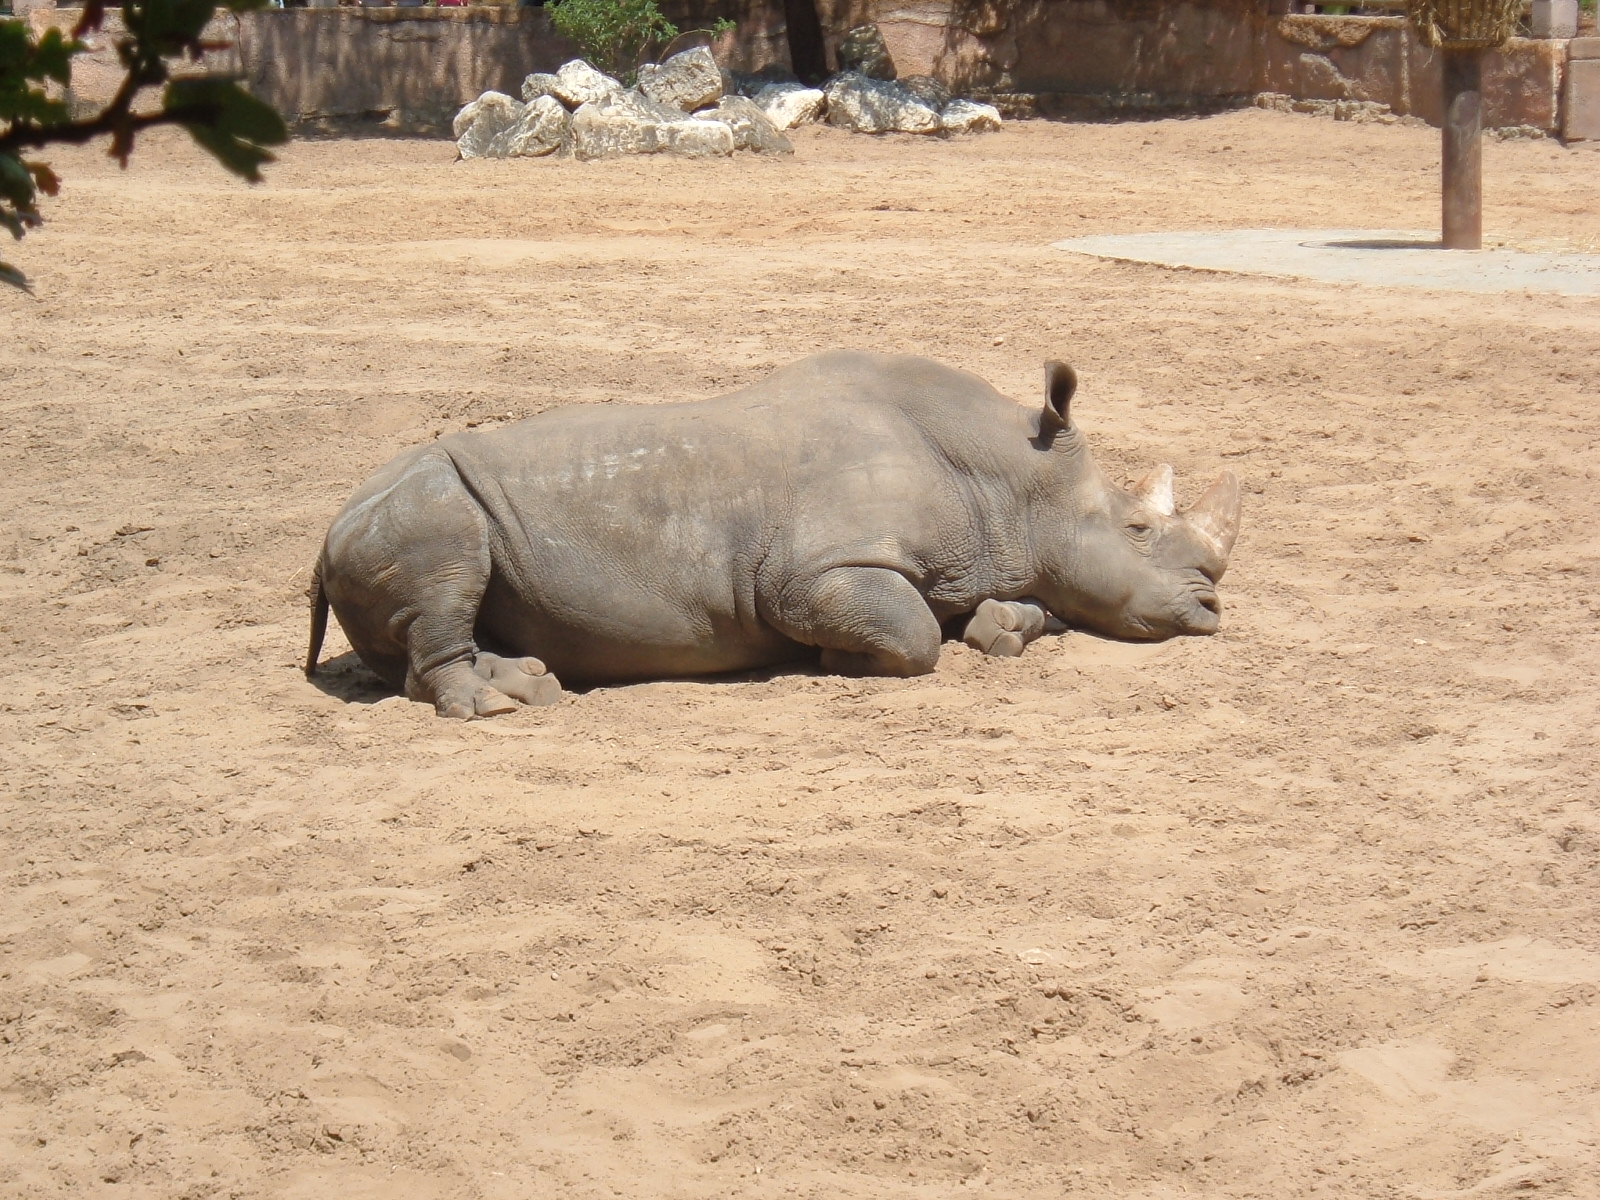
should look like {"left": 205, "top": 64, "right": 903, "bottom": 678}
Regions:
{"left": 666, "top": 0, "right": 1569, "bottom": 128}
{"left": 25, "top": 7, "right": 578, "bottom": 131}
{"left": 1263, "top": 15, "right": 1565, "bottom": 130}
{"left": 1003, "top": 0, "right": 1264, "bottom": 101}
{"left": 233, "top": 8, "right": 581, "bottom": 131}
{"left": 663, "top": 0, "right": 1267, "bottom": 99}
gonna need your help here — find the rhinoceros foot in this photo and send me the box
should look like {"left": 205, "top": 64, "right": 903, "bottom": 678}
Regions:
{"left": 962, "top": 598, "right": 1052, "bottom": 657}
{"left": 424, "top": 654, "right": 563, "bottom": 719}
{"left": 475, "top": 653, "right": 563, "bottom": 706}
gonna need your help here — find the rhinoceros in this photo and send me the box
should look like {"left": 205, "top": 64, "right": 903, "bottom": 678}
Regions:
{"left": 305, "top": 351, "right": 1239, "bottom": 718}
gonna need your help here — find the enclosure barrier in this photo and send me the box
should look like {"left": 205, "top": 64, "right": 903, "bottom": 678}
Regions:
{"left": 13, "top": 0, "right": 1596, "bottom": 140}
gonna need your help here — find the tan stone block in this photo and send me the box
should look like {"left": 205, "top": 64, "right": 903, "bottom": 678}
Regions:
{"left": 1565, "top": 58, "right": 1600, "bottom": 140}
{"left": 1568, "top": 38, "right": 1600, "bottom": 61}
{"left": 1530, "top": 0, "right": 1577, "bottom": 39}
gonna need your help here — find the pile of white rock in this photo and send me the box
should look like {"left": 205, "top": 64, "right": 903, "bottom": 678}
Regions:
{"left": 454, "top": 45, "right": 1002, "bottom": 162}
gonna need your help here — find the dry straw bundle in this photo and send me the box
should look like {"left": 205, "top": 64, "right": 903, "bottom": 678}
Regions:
{"left": 1406, "top": 0, "right": 1521, "bottom": 48}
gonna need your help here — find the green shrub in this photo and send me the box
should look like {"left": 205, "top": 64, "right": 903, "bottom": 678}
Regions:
{"left": 547, "top": 0, "right": 679, "bottom": 83}
{"left": 548, "top": 0, "right": 732, "bottom": 85}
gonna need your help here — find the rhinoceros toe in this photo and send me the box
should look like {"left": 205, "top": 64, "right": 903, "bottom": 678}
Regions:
{"left": 437, "top": 685, "right": 519, "bottom": 720}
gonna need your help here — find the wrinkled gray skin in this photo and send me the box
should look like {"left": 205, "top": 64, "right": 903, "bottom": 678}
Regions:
{"left": 306, "top": 352, "right": 1241, "bottom": 718}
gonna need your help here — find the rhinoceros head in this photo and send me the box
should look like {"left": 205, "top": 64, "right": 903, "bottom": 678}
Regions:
{"left": 1030, "top": 361, "right": 1241, "bottom": 641}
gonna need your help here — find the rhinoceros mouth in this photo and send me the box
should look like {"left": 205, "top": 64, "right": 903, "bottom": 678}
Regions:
{"left": 1171, "top": 582, "right": 1222, "bottom": 636}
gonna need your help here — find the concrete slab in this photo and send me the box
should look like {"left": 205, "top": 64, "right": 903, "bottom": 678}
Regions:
{"left": 1052, "top": 229, "right": 1600, "bottom": 296}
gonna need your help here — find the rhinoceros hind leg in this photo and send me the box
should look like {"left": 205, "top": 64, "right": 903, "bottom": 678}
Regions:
{"left": 472, "top": 653, "right": 563, "bottom": 708}
{"left": 962, "top": 598, "right": 1052, "bottom": 657}
{"left": 773, "top": 566, "right": 942, "bottom": 678}
{"left": 322, "top": 448, "right": 520, "bottom": 719}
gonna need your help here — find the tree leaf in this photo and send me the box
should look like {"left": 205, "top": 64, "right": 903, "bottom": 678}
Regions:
{"left": 0, "top": 257, "right": 30, "bottom": 291}
{"left": 9, "top": 91, "right": 71, "bottom": 127}
{"left": 164, "top": 77, "right": 286, "bottom": 182}
{"left": 182, "top": 123, "right": 275, "bottom": 180}
{"left": 0, "top": 20, "right": 27, "bottom": 79}
{"left": 32, "top": 28, "right": 80, "bottom": 85}
{"left": 0, "top": 153, "right": 36, "bottom": 211}
{"left": 548, "top": 0, "right": 678, "bottom": 81}
{"left": 26, "top": 161, "right": 61, "bottom": 197}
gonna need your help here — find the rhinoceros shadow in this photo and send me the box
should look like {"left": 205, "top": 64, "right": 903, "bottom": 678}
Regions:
{"left": 304, "top": 624, "right": 1113, "bottom": 707}
{"left": 302, "top": 652, "right": 396, "bottom": 706}
{"left": 302, "top": 648, "right": 844, "bottom": 707}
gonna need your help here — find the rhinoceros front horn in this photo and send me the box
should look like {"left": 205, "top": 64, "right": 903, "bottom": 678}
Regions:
{"left": 1184, "top": 471, "right": 1241, "bottom": 562}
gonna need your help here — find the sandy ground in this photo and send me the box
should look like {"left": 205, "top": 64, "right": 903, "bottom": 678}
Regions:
{"left": 3, "top": 113, "right": 1599, "bottom": 1199}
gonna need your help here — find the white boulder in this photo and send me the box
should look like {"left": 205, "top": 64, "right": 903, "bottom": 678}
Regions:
{"left": 836, "top": 24, "right": 896, "bottom": 81}
{"left": 454, "top": 91, "right": 523, "bottom": 159}
{"left": 823, "top": 73, "right": 941, "bottom": 135}
{"left": 520, "top": 72, "right": 560, "bottom": 103}
{"left": 456, "top": 57, "right": 990, "bottom": 160}
{"left": 695, "top": 95, "right": 793, "bottom": 154}
{"left": 552, "top": 59, "right": 625, "bottom": 108}
{"left": 570, "top": 95, "right": 661, "bottom": 159}
{"left": 940, "top": 98, "right": 1002, "bottom": 134}
{"left": 505, "top": 95, "right": 572, "bottom": 156}
{"left": 901, "top": 75, "right": 952, "bottom": 110}
{"left": 660, "top": 118, "right": 735, "bottom": 157}
{"left": 753, "top": 82, "right": 826, "bottom": 130}
{"left": 637, "top": 45, "right": 723, "bottom": 112}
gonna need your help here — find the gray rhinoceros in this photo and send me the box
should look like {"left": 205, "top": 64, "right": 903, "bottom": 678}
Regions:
{"left": 306, "top": 351, "right": 1239, "bottom": 718}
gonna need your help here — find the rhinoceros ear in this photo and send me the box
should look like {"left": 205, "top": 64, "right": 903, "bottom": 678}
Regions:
{"left": 1039, "top": 361, "right": 1077, "bottom": 441}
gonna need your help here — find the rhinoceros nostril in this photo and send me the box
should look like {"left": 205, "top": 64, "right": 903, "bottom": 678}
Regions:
{"left": 1193, "top": 589, "right": 1220, "bottom": 616}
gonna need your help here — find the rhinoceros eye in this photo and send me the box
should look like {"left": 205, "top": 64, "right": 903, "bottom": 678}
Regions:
{"left": 1126, "top": 521, "right": 1153, "bottom": 536}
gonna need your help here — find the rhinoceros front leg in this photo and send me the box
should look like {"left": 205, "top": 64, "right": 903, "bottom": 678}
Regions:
{"left": 770, "top": 566, "right": 942, "bottom": 677}
{"left": 961, "top": 598, "right": 1062, "bottom": 657}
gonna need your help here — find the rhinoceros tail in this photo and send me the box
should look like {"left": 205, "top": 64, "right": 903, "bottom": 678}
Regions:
{"left": 305, "top": 558, "right": 330, "bottom": 678}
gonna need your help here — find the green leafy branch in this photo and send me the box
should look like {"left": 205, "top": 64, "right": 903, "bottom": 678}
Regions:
{"left": 547, "top": 0, "right": 734, "bottom": 86}
{"left": 548, "top": 0, "right": 682, "bottom": 83}
{"left": 1, "top": 0, "right": 286, "bottom": 291}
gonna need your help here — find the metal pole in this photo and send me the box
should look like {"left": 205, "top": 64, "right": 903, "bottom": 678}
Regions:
{"left": 1441, "top": 47, "right": 1483, "bottom": 250}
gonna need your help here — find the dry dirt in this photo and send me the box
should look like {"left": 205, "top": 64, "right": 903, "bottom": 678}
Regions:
{"left": 3, "top": 112, "right": 1599, "bottom": 1200}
